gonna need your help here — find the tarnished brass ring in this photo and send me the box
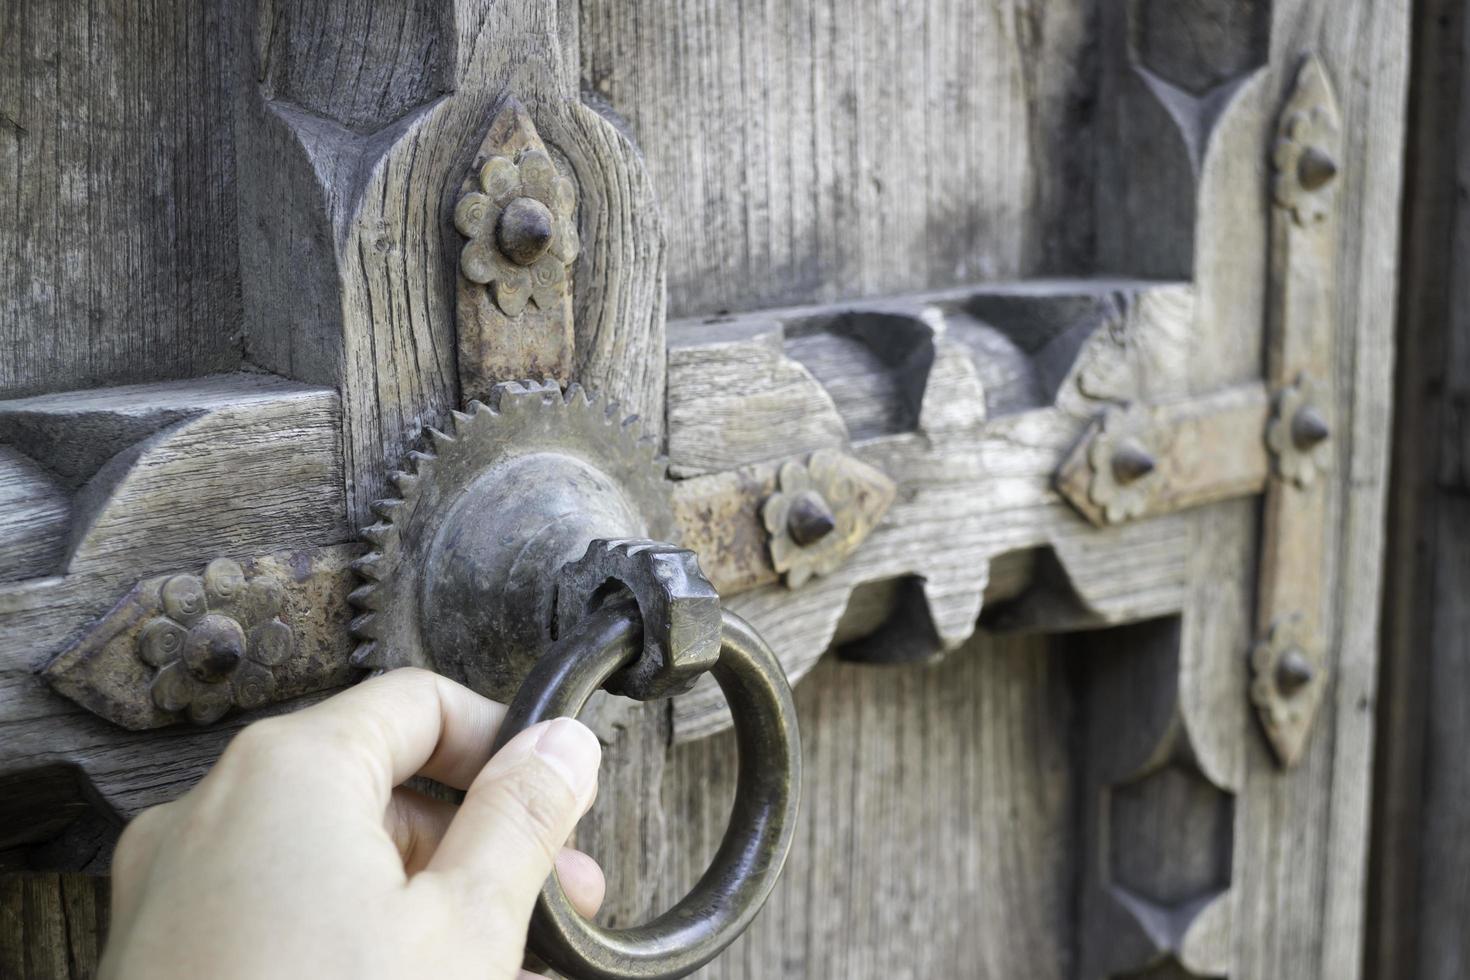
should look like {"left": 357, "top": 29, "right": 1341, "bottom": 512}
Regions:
{"left": 492, "top": 601, "right": 801, "bottom": 980}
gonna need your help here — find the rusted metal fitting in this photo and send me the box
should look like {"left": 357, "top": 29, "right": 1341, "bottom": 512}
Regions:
{"left": 1266, "top": 374, "right": 1332, "bottom": 488}
{"left": 1082, "top": 405, "right": 1170, "bottom": 525}
{"left": 1250, "top": 614, "right": 1325, "bottom": 766}
{"left": 761, "top": 449, "right": 895, "bottom": 589}
{"left": 556, "top": 538, "right": 722, "bottom": 700}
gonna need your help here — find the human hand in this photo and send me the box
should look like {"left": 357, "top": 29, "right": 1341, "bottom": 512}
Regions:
{"left": 99, "top": 668, "right": 605, "bottom": 980}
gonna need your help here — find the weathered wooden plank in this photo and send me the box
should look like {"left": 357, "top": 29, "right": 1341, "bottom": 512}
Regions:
{"left": 579, "top": 0, "right": 1097, "bottom": 318}
{"left": 1366, "top": 1, "right": 1468, "bottom": 976}
{"left": 236, "top": 0, "right": 666, "bottom": 529}
{"left": 667, "top": 318, "right": 847, "bottom": 478}
{"left": 663, "top": 282, "right": 1203, "bottom": 740}
{"left": 1230, "top": 6, "right": 1411, "bottom": 980}
{"left": 0, "top": 0, "right": 243, "bottom": 398}
{"left": 0, "top": 874, "right": 108, "bottom": 980}
{"left": 0, "top": 374, "right": 347, "bottom": 587}
{"left": 0, "top": 375, "right": 349, "bottom": 818}
{"left": 640, "top": 636, "right": 1076, "bottom": 980}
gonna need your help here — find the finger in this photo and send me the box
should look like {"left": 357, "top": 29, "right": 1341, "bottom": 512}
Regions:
{"left": 555, "top": 847, "right": 606, "bottom": 919}
{"left": 107, "top": 802, "right": 178, "bottom": 927}
{"left": 238, "top": 668, "right": 506, "bottom": 808}
{"left": 427, "top": 718, "right": 600, "bottom": 921}
{"left": 385, "top": 788, "right": 607, "bottom": 916}
{"left": 385, "top": 787, "right": 458, "bottom": 875}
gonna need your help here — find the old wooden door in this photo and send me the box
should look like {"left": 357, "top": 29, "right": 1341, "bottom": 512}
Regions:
{"left": 0, "top": 1, "right": 1408, "bottom": 978}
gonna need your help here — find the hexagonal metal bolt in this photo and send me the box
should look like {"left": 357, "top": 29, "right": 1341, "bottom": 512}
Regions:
{"left": 555, "top": 539, "right": 722, "bottom": 701}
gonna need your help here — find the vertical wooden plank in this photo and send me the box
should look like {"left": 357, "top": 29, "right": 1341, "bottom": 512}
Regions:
{"left": 578, "top": 0, "right": 1096, "bottom": 319}
{"left": 1231, "top": 3, "right": 1410, "bottom": 980}
{"left": 1368, "top": 2, "right": 1470, "bottom": 977}
{"left": 0, "top": 874, "right": 109, "bottom": 980}
{"left": 0, "top": 0, "right": 243, "bottom": 397}
{"left": 633, "top": 635, "right": 1077, "bottom": 980}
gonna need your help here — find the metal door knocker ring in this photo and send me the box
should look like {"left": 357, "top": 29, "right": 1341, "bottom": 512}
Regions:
{"left": 492, "top": 601, "right": 801, "bottom": 980}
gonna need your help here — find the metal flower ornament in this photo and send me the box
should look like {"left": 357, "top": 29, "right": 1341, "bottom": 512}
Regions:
{"left": 141, "top": 558, "right": 295, "bottom": 723}
{"left": 1266, "top": 373, "right": 1332, "bottom": 488}
{"left": 1086, "top": 404, "right": 1170, "bottom": 525}
{"left": 763, "top": 449, "right": 895, "bottom": 589}
{"left": 1271, "top": 96, "right": 1341, "bottom": 227}
{"left": 454, "top": 149, "right": 580, "bottom": 316}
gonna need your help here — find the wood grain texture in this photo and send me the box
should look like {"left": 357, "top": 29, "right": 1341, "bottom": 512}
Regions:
{"left": 579, "top": 0, "right": 1098, "bottom": 318}
{"left": 1228, "top": 6, "right": 1410, "bottom": 980}
{"left": 586, "top": 634, "right": 1077, "bottom": 980}
{"left": 235, "top": 0, "right": 666, "bottom": 529}
{"left": 666, "top": 317, "right": 848, "bottom": 478}
{"left": 0, "top": 874, "right": 109, "bottom": 980}
{"left": 1367, "top": 0, "right": 1470, "bottom": 976}
{"left": 0, "top": 449, "right": 69, "bottom": 582}
{"left": 0, "top": 0, "right": 243, "bottom": 398}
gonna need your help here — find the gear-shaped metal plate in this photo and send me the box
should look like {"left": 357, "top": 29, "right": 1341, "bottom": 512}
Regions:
{"left": 350, "top": 380, "right": 674, "bottom": 701}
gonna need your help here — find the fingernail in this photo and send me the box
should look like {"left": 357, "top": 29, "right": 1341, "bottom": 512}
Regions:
{"left": 534, "top": 718, "right": 601, "bottom": 804}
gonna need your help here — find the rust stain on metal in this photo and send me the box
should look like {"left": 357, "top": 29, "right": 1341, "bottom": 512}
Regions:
{"left": 41, "top": 545, "right": 363, "bottom": 730}
{"left": 454, "top": 98, "right": 578, "bottom": 404}
{"left": 1055, "top": 384, "right": 1273, "bottom": 527}
{"left": 674, "top": 449, "right": 895, "bottom": 593}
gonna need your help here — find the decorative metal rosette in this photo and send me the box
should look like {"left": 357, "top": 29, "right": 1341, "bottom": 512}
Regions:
{"left": 1272, "top": 103, "right": 1340, "bottom": 227}
{"left": 1249, "top": 613, "right": 1323, "bottom": 756}
{"left": 454, "top": 149, "right": 580, "bottom": 316}
{"left": 1266, "top": 374, "right": 1332, "bottom": 488}
{"left": 349, "top": 380, "right": 672, "bottom": 674}
{"left": 1085, "top": 404, "right": 1170, "bottom": 525}
{"left": 141, "top": 558, "right": 294, "bottom": 724}
{"left": 762, "top": 448, "right": 890, "bottom": 589}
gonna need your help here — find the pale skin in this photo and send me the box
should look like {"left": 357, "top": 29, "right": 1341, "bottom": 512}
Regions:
{"left": 100, "top": 668, "right": 606, "bottom": 980}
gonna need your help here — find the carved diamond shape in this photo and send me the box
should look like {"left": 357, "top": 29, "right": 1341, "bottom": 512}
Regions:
{"left": 1108, "top": 761, "right": 1233, "bottom": 906}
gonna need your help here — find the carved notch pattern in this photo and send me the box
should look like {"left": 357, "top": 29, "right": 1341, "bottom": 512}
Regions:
{"left": 1131, "top": 0, "right": 1270, "bottom": 96}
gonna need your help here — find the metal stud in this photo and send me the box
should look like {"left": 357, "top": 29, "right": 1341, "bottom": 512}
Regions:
{"left": 1297, "top": 146, "right": 1339, "bottom": 191}
{"left": 1110, "top": 442, "right": 1158, "bottom": 485}
{"left": 786, "top": 492, "right": 837, "bottom": 546}
{"left": 1290, "top": 405, "right": 1331, "bottom": 449}
{"left": 496, "top": 196, "right": 557, "bottom": 266}
{"left": 1275, "top": 648, "right": 1316, "bottom": 695}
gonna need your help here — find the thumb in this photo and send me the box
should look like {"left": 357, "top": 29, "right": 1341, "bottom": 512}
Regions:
{"left": 426, "top": 717, "right": 600, "bottom": 923}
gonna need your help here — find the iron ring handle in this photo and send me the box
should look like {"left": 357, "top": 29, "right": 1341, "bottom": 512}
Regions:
{"left": 491, "top": 600, "right": 802, "bottom": 980}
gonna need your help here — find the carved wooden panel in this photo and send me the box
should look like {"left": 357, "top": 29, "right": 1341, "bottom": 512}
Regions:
{"left": 0, "top": 0, "right": 1411, "bottom": 978}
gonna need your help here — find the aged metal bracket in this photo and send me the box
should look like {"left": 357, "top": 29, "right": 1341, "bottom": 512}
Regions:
{"left": 1053, "top": 57, "right": 1341, "bottom": 768}
{"left": 453, "top": 99, "right": 580, "bottom": 404}
{"left": 673, "top": 449, "right": 896, "bottom": 594}
{"left": 43, "top": 550, "right": 359, "bottom": 730}
{"left": 1250, "top": 56, "right": 1341, "bottom": 768}
{"left": 1055, "top": 384, "right": 1272, "bottom": 526}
